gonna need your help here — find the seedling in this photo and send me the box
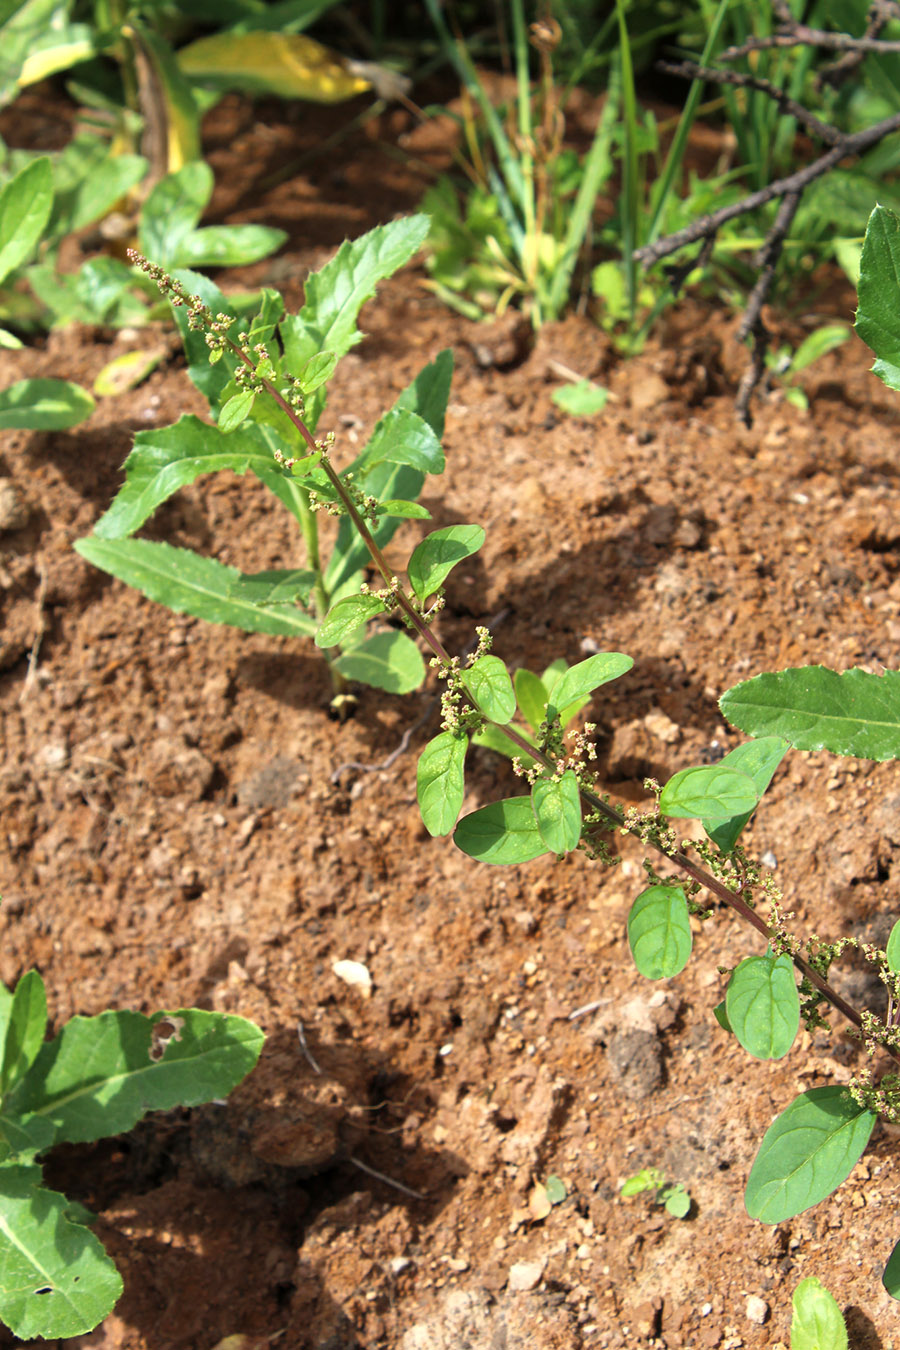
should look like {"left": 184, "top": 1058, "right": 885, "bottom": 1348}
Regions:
{"left": 0, "top": 969, "right": 263, "bottom": 1339}
{"left": 790, "top": 1277, "right": 848, "bottom": 1350}
{"left": 620, "top": 1167, "right": 691, "bottom": 1219}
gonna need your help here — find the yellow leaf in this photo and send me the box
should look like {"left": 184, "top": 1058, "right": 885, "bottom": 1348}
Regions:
{"left": 177, "top": 32, "right": 371, "bottom": 104}
{"left": 528, "top": 1182, "right": 552, "bottom": 1222}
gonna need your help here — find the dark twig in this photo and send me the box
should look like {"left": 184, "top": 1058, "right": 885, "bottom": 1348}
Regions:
{"left": 655, "top": 60, "right": 842, "bottom": 146}
{"left": 720, "top": 27, "right": 900, "bottom": 61}
{"left": 634, "top": 109, "right": 900, "bottom": 268}
{"left": 735, "top": 189, "right": 802, "bottom": 427}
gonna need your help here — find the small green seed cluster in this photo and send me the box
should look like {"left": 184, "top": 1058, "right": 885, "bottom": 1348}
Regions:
{"left": 847, "top": 1066, "right": 900, "bottom": 1121}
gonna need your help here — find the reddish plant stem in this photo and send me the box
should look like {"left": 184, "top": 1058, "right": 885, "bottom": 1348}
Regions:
{"left": 251, "top": 347, "right": 890, "bottom": 1059}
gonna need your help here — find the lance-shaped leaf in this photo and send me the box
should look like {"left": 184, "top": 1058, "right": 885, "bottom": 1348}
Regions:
{"left": 90, "top": 416, "right": 285, "bottom": 539}
{"left": 6, "top": 1010, "right": 263, "bottom": 1143}
{"left": 720, "top": 666, "right": 900, "bottom": 761}
{"left": 0, "top": 378, "right": 94, "bottom": 431}
{"left": 627, "top": 885, "right": 692, "bottom": 979}
{"left": 417, "top": 731, "right": 467, "bottom": 837}
{"left": 856, "top": 203, "right": 900, "bottom": 390}
{"left": 74, "top": 539, "right": 317, "bottom": 636}
{"left": 375, "top": 499, "right": 431, "bottom": 519}
{"left": 745, "top": 1086, "right": 876, "bottom": 1223}
{"left": 0, "top": 1163, "right": 123, "bottom": 1340}
{"left": 659, "top": 765, "right": 759, "bottom": 822}
{"left": 545, "top": 652, "right": 633, "bottom": 719}
{"left": 0, "top": 157, "right": 52, "bottom": 283}
{"left": 725, "top": 954, "right": 799, "bottom": 1060}
{"left": 408, "top": 525, "right": 485, "bottom": 603}
{"left": 462, "top": 655, "right": 515, "bottom": 724}
{"left": 316, "top": 593, "right": 386, "bottom": 648}
{"left": 791, "top": 1277, "right": 848, "bottom": 1350}
{"left": 703, "top": 736, "right": 788, "bottom": 853}
{"left": 0, "top": 972, "right": 46, "bottom": 1097}
{"left": 332, "top": 630, "right": 424, "bottom": 694}
{"left": 532, "top": 771, "right": 582, "bottom": 854}
{"left": 454, "top": 798, "right": 549, "bottom": 865}
{"left": 280, "top": 215, "right": 431, "bottom": 429}
{"left": 177, "top": 31, "right": 371, "bottom": 102}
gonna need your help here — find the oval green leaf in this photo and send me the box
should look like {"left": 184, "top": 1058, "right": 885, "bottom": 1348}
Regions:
{"left": 315, "top": 594, "right": 386, "bottom": 648}
{"left": 745, "top": 1086, "right": 876, "bottom": 1223}
{"left": 0, "top": 378, "right": 94, "bottom": 431}
{"left": 218, "top": 388, "right": 256, "bottom": 432}
{"left": 659, "top": 765, "right": 759, "bottom": 822}
{"left": 725, "top": 954, "right": 799, "bottom": 1060}
{"left": 462, "top": 654, "right": 515, "bottom": 724}
{"left": 407, "top": 525, "right": 485, "bottom": 603}
{"left": 703, "top": 736, "right": 788, "bottom": 853}
{"left": 531, "top": 771, "right": 582, "bottom": 854}
{"left": 332, "top": 630, "right": 424, "bottom": 694}
{"left": 546, "top": 653, "right": 633, "bottom": 719}
{"left": 791, "top": 1277, "right": 848, "bottom": 1350}
{"left": 720, "top": 666, "right": 900, "bottom": 761}
{"left": 454, "top": 797, "right": 549, "bottom": 865}
{"left": 627, "top": 885, "right": 692, "bottom": 980}
{"left": 417, "top": 731, "right": 467, "bottom": 838}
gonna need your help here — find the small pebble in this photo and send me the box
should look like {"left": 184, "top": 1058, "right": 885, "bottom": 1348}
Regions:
{"left": 745, "top": 1295, "right": 769, "bottom": 1325}
{"left": 508, "top": 1258, "right": 545, "bottom": 1292}
{"left": 0, "top": 479, "right": 29, "bottom": 532}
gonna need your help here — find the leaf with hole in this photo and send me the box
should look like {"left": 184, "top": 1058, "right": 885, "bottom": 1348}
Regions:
{"left": 745, "top": 1086, "right": 876, "bottom": 1223}
{"left": 417, "top": 732, "right": 467, "bottom": 837}
{"left": 627, "top": 885, "right": 692, "bottom": 980}
{"left": 725, "top": 954, "right": 799, "bottom": 1060}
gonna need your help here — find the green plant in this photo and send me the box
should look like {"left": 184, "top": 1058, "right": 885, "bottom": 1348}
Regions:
{"left": 790, "top": 1277, "right": 848, "bottom": 1350}
{"left": 762, "top": 323, "right": 851, "bottom": 410}
{"left": 421, "top": 0, "right": 620, "bottom": 325}
{"left": 620, "top": 1166, "right": 691, "bottom": 1218}
{"left": 75, "top": 214, "right": 451, "bottom": 703}
{"left": 79, "top": 208, "right": 900, "bottom": 1326}
{"left": 0, "top": 967, "right": 263, "bottom": 1339}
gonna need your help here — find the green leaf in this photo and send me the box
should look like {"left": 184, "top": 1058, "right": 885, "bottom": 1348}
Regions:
{"left": 0, "top": 972, "right": 46, "bottom": 1096}
{"left": 551, "top": 380, "right": 609, "bottom": 417}
{"left": 332, "top": 630, "right": 424, "bottom": 694}
{"left": 375, "top": 499, "right": 431, "bottom": 519}
{"left": 531, "top": 771, "right": 582, "bottom": 854}
{"left": 175, "top": 224, "right": 286, "bottom": 268}
{"left": 138, "top": 161, "right": 211, "bottom": 268}
{"left": 703, "top": 737, "right": 788, "bottom": 852}
{"left": 883, "top": 1236, "right": 900, "bottom": 1300}
{"left": 74, "top": 538, "right": 318, "bottom": 636}
{"left": 297, "top": 350, "right": 337, "bottom": 396}
{"left": 407, "top": 525, "right": 485, "bottom": 603}
{"left": 725, "top": 954, "right": 800, "bottom": 1060}
{"left": 0, "top": 1112, "right": 56, "bottom": 1163}
{"left": 627, "top": 885, "right": 692, "bottom": 980}
{"left": 315, "top": 593, "right": 386, "bottom": 648}
{"left": 417, "top": 731, "right": 467, "bottom": 837}
{"left": 454, "top": 797, "right": 549, "bottom": 865}
{"left": 659, "top": 765, "right": 759, "bottom": 822}
{"left": 887, "top": 920, "right": 900, "bottom": 975}
{"left": 219, "top": 388, "right": 256, "bottom": 432}
{"left": 791, "top": 1277, "right": 848, "bottom": 1350}
{"left": 0, "top": 157, "right": 52, "bottom": 284}
{"left": 0, "top": 378, "right": 94, "bottom": 430}
{"left": 462, "top": 654, "right": 515, "bottom": 724}
{"left": 280, "top": 215, "right": 431, "bottom": 429}
{"left": 395, "top": 347, "right": 453, "bottom": 439}
{"left": 0, "top": 1163, "right": 123, "bottom": 1339}
{"left": 745, "top": 1086, "right": 876, "bottom": 1223}
{"left": 90, "top": 415, "right": 284, "bottom": 539}
{"left": 51, "top": 151, "right": 146, "bottom": 239}
{"left": 545, "top": 1175, "right": 567, "bottom": 1204}
{"left": 515, "top": 668, "right": 550, "bottom": 732}
{"left": 225, "top": 568, "right": 315, "bottom": 609}
{"left": 6, "top": 1010, "right": 263, "bottom": 1143}
{"left": 546, "top": 653, "right": 633, "bottom": 719}
{"left": 176, "top": 29, "right": 371, "bottom": 101}
{"left": 720, "top": 667, "right": 900, "bottom": 761}
{"left": 621, "top": 1168, "right": 661, "bottom": 1196}
{"left": 713, "top": 1000, "right": 732, "bottom": 1033}
{"left": 663, "top": 1187, "right": 690, "bottom": 1219}
{"left": 790, "top": 325, "right": 850, "bottom": 374}
{"left": 353, "top": 407, "right": 445, "bottom": 477}
{"left": 856, "top": 204, "right": 900, "bottom": 389}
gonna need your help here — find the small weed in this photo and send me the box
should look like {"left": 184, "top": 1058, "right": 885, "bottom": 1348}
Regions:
{"left": 620, "top": 1167, "right": 691, "bottom": 1219}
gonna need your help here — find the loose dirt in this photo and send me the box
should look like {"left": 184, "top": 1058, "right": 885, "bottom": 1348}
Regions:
{"left": 3, "top": 85, "right": 900, "bottom": 1350}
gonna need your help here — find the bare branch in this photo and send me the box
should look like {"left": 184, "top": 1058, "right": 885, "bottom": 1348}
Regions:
{"left": 655, "top": 59, "right": 842, "bottom": 146}
{"left": 735, "top": 190, "right": 802, "bottom": 428}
